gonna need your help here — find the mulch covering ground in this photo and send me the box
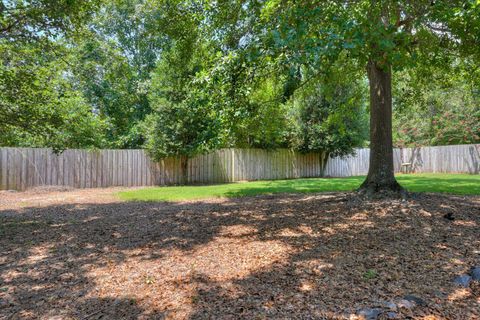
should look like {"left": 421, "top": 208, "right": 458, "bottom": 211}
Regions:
{"left": 0, "top": 189, "right": 479, "bottom": 319}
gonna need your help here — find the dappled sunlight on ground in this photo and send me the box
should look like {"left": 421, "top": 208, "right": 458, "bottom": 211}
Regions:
{"left": 87, "top": 225, "right": 293, "bottom": 319}
{"left": 0, "top": 189, "right": 479, "bottom": 319}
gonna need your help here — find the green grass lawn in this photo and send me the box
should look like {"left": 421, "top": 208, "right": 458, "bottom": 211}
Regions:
{"left": 118, "top": 173, "right": 480, "bottom": 202}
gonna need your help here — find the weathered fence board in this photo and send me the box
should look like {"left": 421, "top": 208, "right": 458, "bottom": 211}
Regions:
{"left": 0, "top": 144, "right": 478, "bottom": 190}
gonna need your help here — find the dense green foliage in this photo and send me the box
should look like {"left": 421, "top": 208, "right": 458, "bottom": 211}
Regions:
{"left": 1, "top": 0, "right": 100, "bottom": 41}
{"left": 144, "top": 50, "right": 222, "bottom": 159}
{"left": 290, "top": 58, "right": 368, "bottom": 157}
{"left": 1, "top": 0, "right": 370, "bottom": 156}
{"left": 393, "top": 62, "right": 480, "bottom": 147}
{"left": 70, "top": 0, "right": 169, "bottom": 148}
{"left": 118, "top": 173, "right": 480, "bottom": 202}
{"left": 1, "top": 0, "right": 478, "bottom": 159}
{"left": 1, "top": 1, "right": 105, "bottom": 149}
{"left": 250, "top": 0, "right": 480, "bottom": 154}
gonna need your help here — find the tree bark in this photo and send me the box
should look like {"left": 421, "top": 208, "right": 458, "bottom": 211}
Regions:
{"left": 359, "top": 59, "right": 403, "bottom": 194}
{"left": 180, "top": 155, "right": 188, "bottom": 185}
{"left": 319, "top": 151, "right": 329, "bottom": 177}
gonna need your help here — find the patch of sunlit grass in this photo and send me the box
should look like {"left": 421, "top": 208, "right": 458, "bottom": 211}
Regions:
{"left": 118, "top": 173, "right": 480, "bottom": 202}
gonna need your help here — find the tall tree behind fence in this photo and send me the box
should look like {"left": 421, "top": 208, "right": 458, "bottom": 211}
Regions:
{"left": 0, "top": 144, "right": 478, "bottom": 190}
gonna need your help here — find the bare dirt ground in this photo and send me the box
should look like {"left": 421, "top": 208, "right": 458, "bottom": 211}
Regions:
{"left": 0, "top": 188, "right": 479, "bottom": 319}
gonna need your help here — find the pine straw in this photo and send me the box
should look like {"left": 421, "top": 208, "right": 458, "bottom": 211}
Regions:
{"left": 0, "top": 190, "right": 479, "bottom": 319}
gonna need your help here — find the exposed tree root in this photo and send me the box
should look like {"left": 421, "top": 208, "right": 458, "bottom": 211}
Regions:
{"left": 358, "top": 179, "right": 408, "bottom": 199}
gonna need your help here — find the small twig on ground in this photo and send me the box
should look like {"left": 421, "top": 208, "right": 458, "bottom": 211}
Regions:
{"left": 81, "top": 310, "right": 102, "bottom": 320}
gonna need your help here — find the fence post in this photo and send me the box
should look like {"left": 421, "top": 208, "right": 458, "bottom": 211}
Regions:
{"left": 231, "top": 148, "right": 235, "bottom": 182}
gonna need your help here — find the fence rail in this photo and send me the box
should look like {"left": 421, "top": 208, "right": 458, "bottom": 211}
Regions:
{"left": 0, "top": 144, "right": 478, "bottom": 190}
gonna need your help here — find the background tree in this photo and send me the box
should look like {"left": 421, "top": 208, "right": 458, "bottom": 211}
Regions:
{"left": 291, "top": 66, "right": 369, "bottom": 175}
{"left": 71, "top": 0, "right": 167, "bottom": 148}
{"left": 0, "top": 43, "right": 106, "bottom": 149}
{"left": 393, "top": 61, "right": 480, "bottom": 147}
{"left": 0, "top": 0, "right": 100, "bottom": 40}
{"left": 142, "top": 9, "right": 222, "bottom": 183}
{"left": 0, "top": 0, "right": 104, "bottom": 149}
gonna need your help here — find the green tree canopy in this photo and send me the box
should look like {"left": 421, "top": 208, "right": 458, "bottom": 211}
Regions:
{"left": 0, "top": 0, "right": 104, "bottom": 149}
{"left": 222, "top": 0, "right": 480, "bottom": 193}
{"left": 393, "top": 60, "right": 480, "bottom": 147}
{"left": 1, "top": 0, "right": 478, "bottom": 195}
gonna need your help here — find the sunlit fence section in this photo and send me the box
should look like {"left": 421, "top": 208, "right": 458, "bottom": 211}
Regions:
{"left": 0, "top": 144, "right": 478, "bottom": 190}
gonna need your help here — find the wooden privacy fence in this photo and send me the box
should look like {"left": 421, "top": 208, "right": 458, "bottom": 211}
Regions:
{"left": 324, "top": 144, "right": 480, "bottom": 177}
{"left": 0, "top": 148, "right": 325, "bottom": 190}
{"left": 0, "top": 144, "right": 479, "bottom": 190}
{"left": 398, "top": 144, "right": 480, "bottom": 175}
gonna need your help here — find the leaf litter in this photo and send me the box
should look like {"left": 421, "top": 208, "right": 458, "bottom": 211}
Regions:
{"left": 0, "top": 188, "right": 479, "bottom": 319}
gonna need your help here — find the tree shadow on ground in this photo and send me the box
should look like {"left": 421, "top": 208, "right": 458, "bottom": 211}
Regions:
{"left": 0, "top": 192, "right": 479, "bottom": 319}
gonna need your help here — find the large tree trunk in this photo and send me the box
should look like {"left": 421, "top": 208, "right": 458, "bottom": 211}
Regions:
{"left": 359, "top": 59, "right": 403, "bottom": 194}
